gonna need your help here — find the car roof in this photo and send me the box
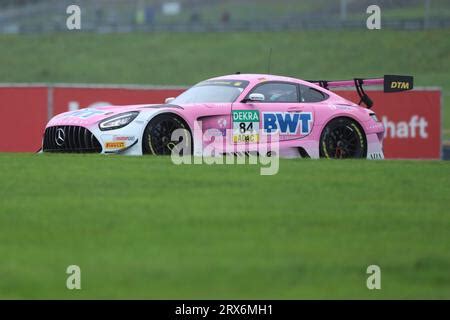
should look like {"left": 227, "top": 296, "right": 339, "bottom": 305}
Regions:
{"left": 209, "top": 73, "right": 307, "bottom": 85}
{"left": 207, "top": 73, "right": 338, "bottom": 98}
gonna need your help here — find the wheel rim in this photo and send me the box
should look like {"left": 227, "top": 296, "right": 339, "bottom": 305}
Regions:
{"left": 149, "top": 119, "right": 183, "bottom": 155}
{"left": 323, "top": 124, "right": 361, "bottom": 159}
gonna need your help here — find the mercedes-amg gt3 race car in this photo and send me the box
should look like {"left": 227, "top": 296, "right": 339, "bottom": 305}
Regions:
{"left": 41, "top": 74, "right": 413, "bottom": 159}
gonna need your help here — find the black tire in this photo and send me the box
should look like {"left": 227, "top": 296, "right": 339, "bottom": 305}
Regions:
{"left": 143, "top": 114, "right": 192, "bottom": 155}
{"left": 319, "top": 117, "right": 367, "bottom": 159}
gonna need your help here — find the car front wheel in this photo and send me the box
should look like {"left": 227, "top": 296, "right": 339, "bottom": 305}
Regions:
{"left": 143, "top": 114, "right": 191, "bottom": 155}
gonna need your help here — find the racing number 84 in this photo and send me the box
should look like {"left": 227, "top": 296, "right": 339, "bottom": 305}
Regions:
{"left": 240, "top": 122, "right": 253, "bottom": 133}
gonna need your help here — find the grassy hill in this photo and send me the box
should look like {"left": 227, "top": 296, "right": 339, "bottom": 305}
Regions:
{"left": 0, "top": 30, "right": 449, "bottom": 136}
{"left": 0, "top": 153, "right": 449, "bottom": 298}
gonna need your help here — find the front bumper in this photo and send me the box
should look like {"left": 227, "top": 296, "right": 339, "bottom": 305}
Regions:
{"left": 42, "top": 126, "right": 102, "bottom": 153}
{"left": 42, "top": 109, "right": 167, "bottom": 155}
{"left": 42, "top": 122, "right": 144, "bottom": 155}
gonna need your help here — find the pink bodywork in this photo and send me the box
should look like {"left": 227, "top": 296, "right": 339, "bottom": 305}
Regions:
{"left": 45, "top": 74, "right": 385, "bottom": 158}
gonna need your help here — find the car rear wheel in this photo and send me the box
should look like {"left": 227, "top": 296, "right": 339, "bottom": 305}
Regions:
{"left": 319, "top": 117, "right": 367, "bottom": 159}
{"left": 143, "top": 114, "right": 191, "bottom": 155}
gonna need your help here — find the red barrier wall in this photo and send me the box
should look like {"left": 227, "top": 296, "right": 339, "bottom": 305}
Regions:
{"left": 0, "top": 85, "right": 442, "bottom": 159}
{"left": 338, "top": 90, "right": 441, "bottom": 159}
{"left": 0, "top": 87, "right": 48, "bottom": 152}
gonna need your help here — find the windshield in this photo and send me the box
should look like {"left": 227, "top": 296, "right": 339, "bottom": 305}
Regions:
{"left": 172, "top": 80, "right": 249, "bottom": 104}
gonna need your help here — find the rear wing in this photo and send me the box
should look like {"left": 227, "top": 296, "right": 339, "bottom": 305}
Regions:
{"left": 306, "top": 75, "right": 414, "bottom": 109}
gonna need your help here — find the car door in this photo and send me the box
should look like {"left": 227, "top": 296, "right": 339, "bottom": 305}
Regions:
{"left": 231, "top": 81, "right": 314, "bottom": 145}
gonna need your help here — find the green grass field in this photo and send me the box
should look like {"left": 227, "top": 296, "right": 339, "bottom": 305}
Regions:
{"left": 0, "top": 30, "right": 449, "bottom": 137}
{"left": 0, "top": 28, "right": 449, "bottom": 299}
{"left": 0, "top": 153, "right": 449, "bottom": 299}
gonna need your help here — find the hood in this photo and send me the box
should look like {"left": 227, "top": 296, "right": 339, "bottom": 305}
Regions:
{"left": 46, "top": 104, "right": 182, "bottom": 128}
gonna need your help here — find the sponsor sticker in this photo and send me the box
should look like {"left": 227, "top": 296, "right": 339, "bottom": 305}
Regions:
{"left": 232, "top": 110, "right": 260, "bottom": 143}
{"left": 263, "top": 112, "right": 313, "bottom": 135}
{"left": 383, "top": 75, "right": 414, "bottom": 93}
{"left": 369, "top": 152, "right": 384, "bottom": 160}
{"left": 105, "top": 141, "right": 125, "bottom": 149}
{"left": 66, "top": 108, "right": 107, "bottom": 119}
{"left": 198, "top": 80, "right": 249, "bottom": 88}
{"left": 113, "top": 136, "right": 135, "bottom": 141}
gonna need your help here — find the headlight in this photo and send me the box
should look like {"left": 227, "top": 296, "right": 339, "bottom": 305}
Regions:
{"left": 369, "top": 113, "right": 379, "bottom": 122}
{"left": 99, "top": 112, "right": 139, "bottom": 131}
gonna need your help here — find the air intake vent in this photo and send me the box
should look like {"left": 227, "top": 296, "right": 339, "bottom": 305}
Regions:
{"left": 43, "top": 126, "right": 102, "bottom": 153}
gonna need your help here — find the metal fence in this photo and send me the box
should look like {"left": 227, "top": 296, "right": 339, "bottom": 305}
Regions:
{"left": 0, "top": 0, "right": 449, "bottom": 33}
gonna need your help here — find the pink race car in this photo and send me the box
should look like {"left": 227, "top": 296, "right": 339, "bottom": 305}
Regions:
{"left": 41, "top": 73, "right": 413, "bottom": 159}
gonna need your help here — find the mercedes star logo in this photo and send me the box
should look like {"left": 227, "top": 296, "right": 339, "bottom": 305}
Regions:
{"left": 55, "top": 128, "right": 66, "bottom": 146}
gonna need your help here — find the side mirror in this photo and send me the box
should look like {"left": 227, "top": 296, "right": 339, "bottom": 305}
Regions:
{"left": 244, "top": 93, "right": 265, "bottom": 102}
{"left": 165, "top": 97, "right": 175, "bottom": 104}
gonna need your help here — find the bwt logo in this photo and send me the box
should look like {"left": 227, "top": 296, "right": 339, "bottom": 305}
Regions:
{"left": 263, "top": 112, "right": 313, "bottom": 135}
